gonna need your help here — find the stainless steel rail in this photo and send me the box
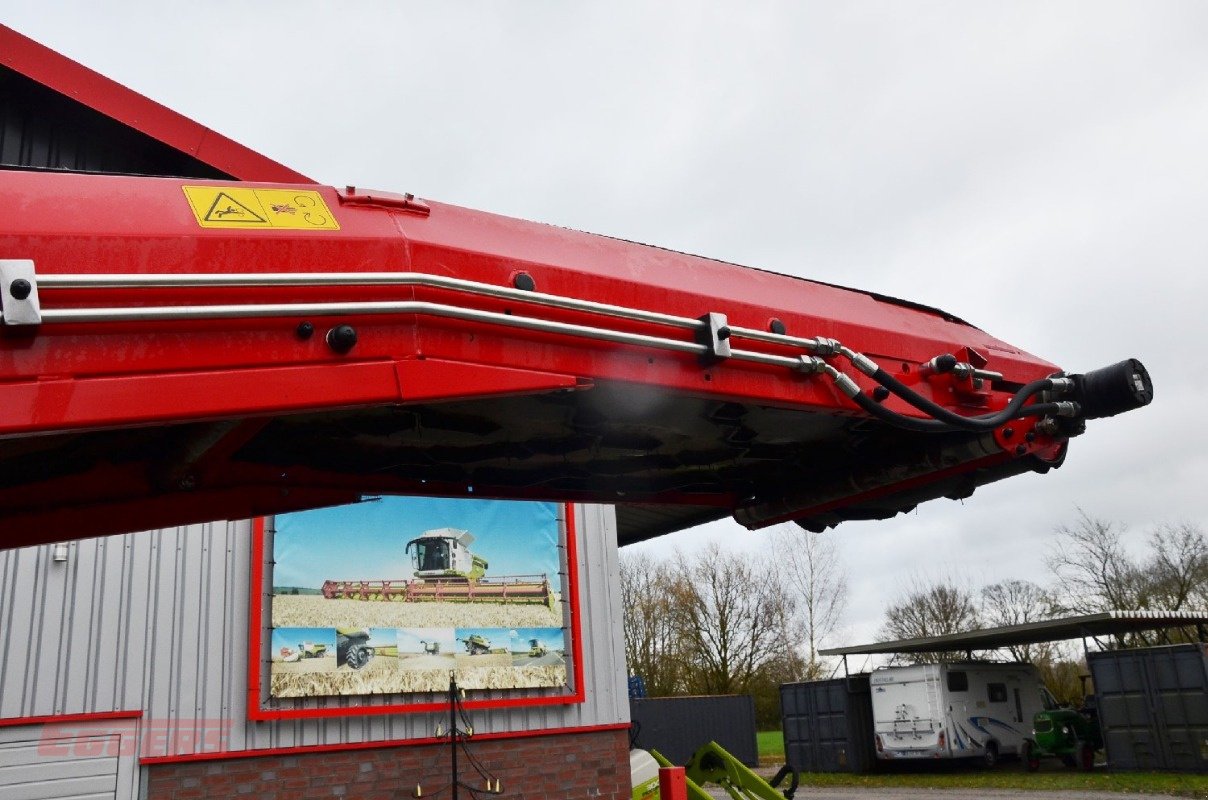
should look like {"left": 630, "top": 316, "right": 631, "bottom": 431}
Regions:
{"left": 32, "top": 270, "right": 833, "bottom": 354}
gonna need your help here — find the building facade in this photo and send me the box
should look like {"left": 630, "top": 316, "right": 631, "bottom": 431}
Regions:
{"left": 0, "top": 504, "right": 630, "bottom": 799}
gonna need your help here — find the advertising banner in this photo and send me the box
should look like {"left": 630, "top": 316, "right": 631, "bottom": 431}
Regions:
{"left": 267, "top": 497, "right": 569, "bottom": 698}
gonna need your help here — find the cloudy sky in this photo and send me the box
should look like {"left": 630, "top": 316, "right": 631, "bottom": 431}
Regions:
{"left": 8, "top": 3, "right": 1206, "bottom": 659}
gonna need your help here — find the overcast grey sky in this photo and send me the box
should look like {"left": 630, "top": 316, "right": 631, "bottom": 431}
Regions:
{"left": 7, "top": 3, "right": 1206, "bottom": 654}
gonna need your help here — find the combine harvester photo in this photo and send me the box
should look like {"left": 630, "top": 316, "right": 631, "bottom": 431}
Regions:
{"left": 460, "top": 634, "right": 494, "bottom": 656}
{"left": 320, "top": 527, "right": 553, "bottom": 606}
{"left": 279, "top": 641, "right": 328, "bottom": 663}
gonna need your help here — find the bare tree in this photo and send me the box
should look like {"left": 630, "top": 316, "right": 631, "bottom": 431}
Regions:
{"left": 881, "top": 576, "right": 980, "bottom": 663}
{"left": 1045, "top": 509, "right": 1146, "bottom": 616}
{"left": 670, "top": 543, "right": 796, "bottom": 694}
{"left": 771, "top": 525, "right": 847, "bottom": 679}
{"left": 1035, "top": 656, "right": 1090, "bottom": 708}
{"left": 1145, "top": 522, "right": 1208, "bottom": 611}
{"left": 618, "top": 552, "right": 685, "bottom": 695}
{"left": 621, "top": 542, "right": 806, "bottom": 726}
{"left": 1047, "top": 512, "right": 1208, "bottom": 646}
{"left": 980, "top": 579, "right": 1057, "bottom": 663}
{"left": 750, "top": 644, "right": 809, "bottom": 728}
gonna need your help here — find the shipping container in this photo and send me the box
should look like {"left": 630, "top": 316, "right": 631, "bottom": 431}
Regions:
{"left": 630, "top": 695, "right": 758, "bottom": 767}
{"left": 1089, "top": 643, "right": 1208, "bottom": 772}
{"left": 780, "top": 674, "right": 877, "bottom": 773}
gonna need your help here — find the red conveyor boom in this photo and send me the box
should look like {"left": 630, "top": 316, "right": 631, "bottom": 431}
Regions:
{"left": 0, "top": 173, "right": 1149, "bottom": 547}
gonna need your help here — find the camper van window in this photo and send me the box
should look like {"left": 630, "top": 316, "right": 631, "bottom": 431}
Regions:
{"left": 947, "top": 671, "right": 968, "bottom": 692}
{"left": 987, "top": 682, "right": 1008, "bottom": 703}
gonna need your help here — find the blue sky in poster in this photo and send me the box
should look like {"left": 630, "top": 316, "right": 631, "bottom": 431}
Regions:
{"left": 512, "top": 627, "right": 566, "bottom": 652}
{"left": 272, "top": 497, "right": 561, "bottom": 591}
{"left": 397, "top": 628, "right": 455, "bottom": 654}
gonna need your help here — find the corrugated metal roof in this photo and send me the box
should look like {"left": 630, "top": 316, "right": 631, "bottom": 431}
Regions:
{"left": 0, "top": 24, "right": 310, "bottom": 183}
{"left": 821, "top": 610, "right": 1208, "bottom": 656}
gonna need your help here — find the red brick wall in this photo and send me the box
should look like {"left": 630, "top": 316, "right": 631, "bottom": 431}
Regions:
{"left": 146, "top": 728, "right": 631, "bottom": 800}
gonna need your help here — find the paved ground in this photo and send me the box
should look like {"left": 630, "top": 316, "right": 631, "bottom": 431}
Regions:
{"left": 696, "top": 765, "right": 1181, "bottom": 800}
{"left": 704, "top": 789, "right": 1174, "bottom": 800}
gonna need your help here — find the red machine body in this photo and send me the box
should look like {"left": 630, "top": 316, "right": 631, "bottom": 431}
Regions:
{"left": 0, "top": 170, "right": 1145, "bottom": 547}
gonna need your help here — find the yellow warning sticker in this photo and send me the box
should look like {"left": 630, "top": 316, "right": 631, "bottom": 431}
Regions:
{"left": 182, "top": 186, "right": 340, "bottom": 230}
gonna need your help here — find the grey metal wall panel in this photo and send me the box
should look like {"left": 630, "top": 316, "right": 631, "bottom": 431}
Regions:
{"left": 0, "top": 741, "right": 116, "bottom": 800}
{"left": 0, "top": 728, "right": 134, "bottom": 800}
{"left": 630, "top": 695, "right": 758, "bottom": 767}
{"left": 575, "top": 504, "right": 630, "bottom": 729}
{"left": 1089, "top": 644, "right": 1208, "bottom": 772}
{"left": 780, "top": 675, "right": 877, "bottom": 774}
{"left": 0, "top": 504, "right": 627, "bottom": 765}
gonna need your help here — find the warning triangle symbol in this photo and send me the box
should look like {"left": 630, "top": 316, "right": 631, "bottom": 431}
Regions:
{"left": 203, "top": 192, "right": 268, "bottom": 224}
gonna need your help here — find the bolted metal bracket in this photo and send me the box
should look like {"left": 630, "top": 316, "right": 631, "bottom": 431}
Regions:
{"left": 0, "top": 260, "right": 42, "bottom": 325}
{"left": 336, "top": 186, "right": 431, "bottom": 216}
{"left": 696, "top": 312, "right": 732, "bottom": 363}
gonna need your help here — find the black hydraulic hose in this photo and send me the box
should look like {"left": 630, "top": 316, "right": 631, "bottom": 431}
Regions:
{"left": 769, "top": 764, "right": 799, "bottom": 799}
{"left": 852, "top": 391, "right": 1073, "bottom": 434}
{"left": 853, "top": 392, "right": 955, "bottom": 432}
{"left": 869, "top": 369, "right": 1054, "bottom": 432}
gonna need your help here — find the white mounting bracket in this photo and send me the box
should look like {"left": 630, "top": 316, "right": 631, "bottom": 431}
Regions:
{"left": 0, "top": 260, "right": 41, "bottom": 325}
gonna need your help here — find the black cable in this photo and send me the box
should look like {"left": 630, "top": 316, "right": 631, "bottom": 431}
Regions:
{"left": 853, "top": 393, "right": 954, "bottom": 432}
{"left": 456, "top": 698, "right": 475, "bottom": 733}
{"left": 852, "top": 392, "right": 1072, "bottom": 434}
{"left": 458, "top": 738, "right": 492, "bottom": 778}
{"left": 870, "top": 369, "right": 1054, "bottom": 432}
{"left": 451, "top": 697, "right": 498, "bottom": 790}
{"left": 454, "top": 736, "right": 500, "bottom": 794}
{"left": 769, "top": 765, "right": 799, "bottom": 800}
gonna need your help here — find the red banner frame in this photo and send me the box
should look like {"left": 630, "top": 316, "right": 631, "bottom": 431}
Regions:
{"left": 247, "top": 503, "right": 585, "bottom": 720}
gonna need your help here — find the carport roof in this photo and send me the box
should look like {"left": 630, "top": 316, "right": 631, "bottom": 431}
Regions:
{"left": 820, "top": 610, "right": 1208, "bottom": 656}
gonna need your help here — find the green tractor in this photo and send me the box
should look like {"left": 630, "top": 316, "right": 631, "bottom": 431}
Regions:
{"left": 1022, "top": 681, "right": 1102, "bottom": 771}
{"left": 527, "top": 638, "right": 547, "bottom": 657}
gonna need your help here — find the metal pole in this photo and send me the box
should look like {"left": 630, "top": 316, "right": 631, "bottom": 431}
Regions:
{"left": 450, "top": 674, "right": 458, "bottom": 800}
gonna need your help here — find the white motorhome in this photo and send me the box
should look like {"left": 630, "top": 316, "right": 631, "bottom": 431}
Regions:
{"left": 870, "top": 662, "right": 1055, "bottom": 766}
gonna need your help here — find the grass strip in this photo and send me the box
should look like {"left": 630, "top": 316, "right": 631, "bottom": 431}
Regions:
{"left": 757, "top": 730, "right": 784, "bottom": 760}
{"left": 756, "top": 732, "right": 1207, "bottom": 797}
{"left": 791, "top": 770, "right": 1208, "bottom": 797}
